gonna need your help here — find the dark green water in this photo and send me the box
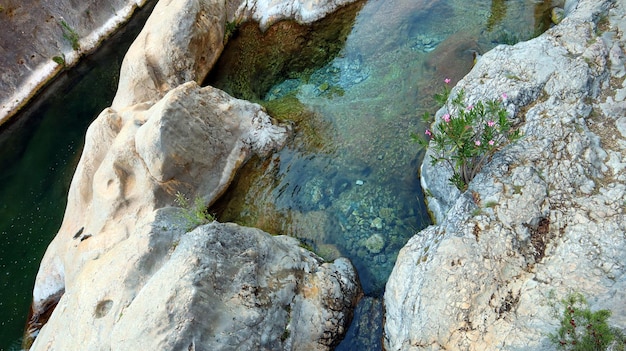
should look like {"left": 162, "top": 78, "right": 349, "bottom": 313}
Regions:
{"left": 0, "top": 3, "right": 155, "bottom": 349}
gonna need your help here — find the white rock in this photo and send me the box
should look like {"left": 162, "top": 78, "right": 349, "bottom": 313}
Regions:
{"left": 112, "top": 0, "right": 227, "bottom": 110}
{"left": 235, "top": 0, "right": 358, "bottom": 31}
{"left": 32, "top": 219, "right": 360, "bottom": 351}
{"left": 29, "top": 0, "right": 364, "bottom": 348}
{"left": 386, "top": 0, "right": 626, "bottom": 349}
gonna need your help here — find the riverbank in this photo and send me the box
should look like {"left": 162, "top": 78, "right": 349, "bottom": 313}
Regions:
{"left": 0, "top": 0, "right": 152, "bottom": 127}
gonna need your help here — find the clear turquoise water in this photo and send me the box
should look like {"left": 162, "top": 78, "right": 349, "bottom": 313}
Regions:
{"left": 0, "top": 3, "right": 155, "bottom": 348}
{"left": 213, "top": 0, "right": 550, "bottom": 296}
{"left": 211, "top": 0, "right": 551, "bottom": 348}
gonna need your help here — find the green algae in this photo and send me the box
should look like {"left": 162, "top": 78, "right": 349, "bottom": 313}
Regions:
{"left": 261, "top": 95, "right": 334, "bottom": 153}
{"left": 205, "top": 1, "right": 365, "bottom": 101}
{"left": 486, "top": 0, "right": 507, "bottom": 31}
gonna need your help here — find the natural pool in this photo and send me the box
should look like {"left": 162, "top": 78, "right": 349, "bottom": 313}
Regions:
{"left": 0, "top": 0, "right": 553, "bottom": 349}
{"left": 209, "top": 0, "right": 553, "bottom": 296}
{"left": 208, "top": 0, "right": 554, "bottom": 347}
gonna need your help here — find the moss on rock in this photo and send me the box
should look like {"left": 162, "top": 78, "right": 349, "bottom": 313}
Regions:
{"left": 204, "top": 1, "right": 364, "bottom": 101}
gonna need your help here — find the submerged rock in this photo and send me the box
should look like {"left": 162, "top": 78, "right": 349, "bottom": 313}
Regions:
{"left": 364, "top": 233, "right": 385, "bottom": 253}
{"left": 385, "top": 0, "right": 626, "bottom": 349}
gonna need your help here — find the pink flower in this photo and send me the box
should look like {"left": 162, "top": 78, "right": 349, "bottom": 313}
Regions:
{"left": 466, "top": 105, "right": 474, "bottom": 111}
{"left": 444, "top": 78, "right": 451, "bottom": 84}
{"left": 487, "top": 120, "right": 495, "bottom": 127}
{"left": 425, "top": 129, "right": 432, "bottom": 136}
{"left": 488, "top": 140, "right": 495, "bottom": 146}
{"left": 442, "top": 113, "right": 451, "bottom": 123}
{"left": 501, "top": 93, "right": 508, "bottom": 100}
{"left": 475, "top": 140, "right": 481, "bottom": 146}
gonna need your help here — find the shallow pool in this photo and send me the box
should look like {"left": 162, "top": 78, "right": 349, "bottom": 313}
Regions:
{"left": 210, "top": 0, "right": 552, "bottom": 296}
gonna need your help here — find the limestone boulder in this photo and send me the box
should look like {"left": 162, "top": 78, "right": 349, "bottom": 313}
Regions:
{"left": 385, "top": 0, "right": 626, "bottom": 349}
{"left": 235, "top": 0, "right": 359, "bottom": 31}
{"left": 31, "top": 81, "right": 289, "bottom": 328}
{"left": 31, "top": 218, "right": 360, "bottom": 351}
{"left": 111, "top": 0, "right": 227, "bottom": 109}
{"left": 135, "top": 81, "right": 288, "bottom": 199}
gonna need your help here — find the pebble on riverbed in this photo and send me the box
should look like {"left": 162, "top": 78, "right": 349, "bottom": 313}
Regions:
{"left": 364, "top": 233, "right": 385, "bottom": 254}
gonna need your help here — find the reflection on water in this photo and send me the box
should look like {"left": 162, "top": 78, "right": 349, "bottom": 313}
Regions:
{"left": 211, "top": 0, "right": 550, "bottom": 298}
{"left": 0, "top": 3, "right": 155, "bottom": 348}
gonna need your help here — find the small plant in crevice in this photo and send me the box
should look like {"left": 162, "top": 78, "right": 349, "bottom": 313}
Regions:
{"left": 484, "top": 200, "right": 498, "bottom": 208}
{"left": 170, "top": 239, "right": 180, "bottom": 252}
{"left": 52, "top": 54, "right": 66, "bottom": 66}
{"left": 471, "top": 208, "right": 483, "bottom": 217}
{"left": 413, "top": 78, "right": 521, "bottom": 191}
{"left": 596, "top": 14, "right": 611, "bottom": 35}
{"left": 224, "top": 18, "right": 242, "bottom": 44}
{"left": 281, "top": 328, "right": 291, "bottom": 342}
{"left": 60, "top": 20, "right": 80, "bottom": 51}
{"left": 174, "top": 191, "right": 215, "bottom": 230}
{"left": 549, "top": 292, "right": 626, "bottom": 351}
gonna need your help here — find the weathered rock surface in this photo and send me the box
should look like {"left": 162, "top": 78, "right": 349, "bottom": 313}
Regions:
{"left": 0, "top": 0, "right": 152, "bottom": 125}
{"left": 235, "top": 0, "right": 359, "bottom": 31}
{"left": 111, "top": 0, "right": 226, "bottom": 109}
{"left": 32, "top": 80, "right": 289, "bottom": 313}
{"left": 385, "top": 0, "right": 626, "bottom": 349}
{"left": 30, "top": 0, "right": 362, "bottom": 348}
{"left": 33, "top": 219, "right": 360, "bottom": 351}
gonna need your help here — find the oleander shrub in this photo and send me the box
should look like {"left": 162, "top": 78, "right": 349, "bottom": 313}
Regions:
{"left": 414, "top": 79, "right": 520, "bottom": 191}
